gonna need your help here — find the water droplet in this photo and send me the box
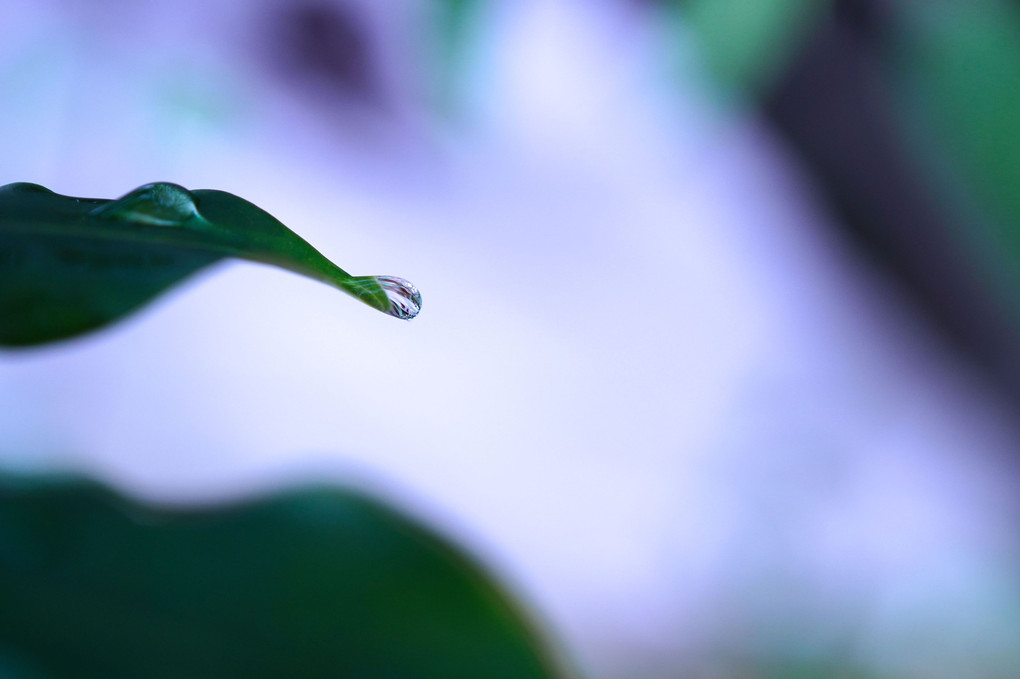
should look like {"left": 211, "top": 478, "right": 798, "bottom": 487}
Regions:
{"left": 90, "top": 183, "right": 200, "bottom": 226}
{"left": 374, "top": 275, "right": 421, "bottom": 320}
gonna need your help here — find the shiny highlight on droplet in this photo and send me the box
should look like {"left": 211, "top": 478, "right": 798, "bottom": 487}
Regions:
{"left": 373, "top": 275, "right": 421, "bottom": 320}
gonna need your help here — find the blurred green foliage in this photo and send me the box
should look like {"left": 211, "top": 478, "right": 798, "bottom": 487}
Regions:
{"left": 431, "top": 0, "right": 488, "bottom": 113}
{"left": 892, "top": 0, "right": 1020, "bottom": 313}
{"left": 0, "top": 476, "right": 559, "bottom": 678}
{"left": 674, "top": 0, "right": 827, "bottom": 96}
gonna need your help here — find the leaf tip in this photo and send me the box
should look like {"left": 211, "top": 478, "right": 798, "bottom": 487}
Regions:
{"left": 345, "top": 275, "right": 422, "bottom": 320}
{"left": 374, "top": 275, "right": 422, "bottom": 320}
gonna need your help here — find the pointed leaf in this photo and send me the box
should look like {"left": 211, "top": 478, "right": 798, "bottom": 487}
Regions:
{"left": 0, "top": 182, "right": 421, "bottom": 347}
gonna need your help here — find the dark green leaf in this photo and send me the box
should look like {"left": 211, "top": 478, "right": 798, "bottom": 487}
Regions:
{"left": 0, "top": 475, "right": 562, "bottom": 679}
{"left": 0, "top": 182, "right": 421, "bottom": 347}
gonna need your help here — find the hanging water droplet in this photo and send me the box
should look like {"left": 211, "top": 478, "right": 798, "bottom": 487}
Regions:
{"left": 343, "top": 275, "right": 422, "bottom": 319}
{"left": 373, "top": 275, "right": 422, "bottom": 320}
{"left": 90, "top": 183, "right": 200, "bottom": 226}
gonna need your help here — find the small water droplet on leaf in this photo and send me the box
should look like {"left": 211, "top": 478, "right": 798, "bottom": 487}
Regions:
{"left": 90, "top": 183, "right": 200, "bottom": 226}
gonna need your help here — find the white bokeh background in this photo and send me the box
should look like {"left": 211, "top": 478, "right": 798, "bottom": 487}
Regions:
{"left": 2, "top": 1, "right": 1019, "bottom": 677}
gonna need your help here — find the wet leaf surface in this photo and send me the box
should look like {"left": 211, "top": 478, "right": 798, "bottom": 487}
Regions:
{"left": 0, "top": 182, "right": 420, "bottom": 347}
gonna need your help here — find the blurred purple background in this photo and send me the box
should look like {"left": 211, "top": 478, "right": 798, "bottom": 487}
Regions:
{"left": 2, "top": 1, "right": 1020, "bottom": 677}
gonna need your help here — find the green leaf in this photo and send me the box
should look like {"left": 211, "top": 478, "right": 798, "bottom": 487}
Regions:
{"left": 0, "top": 475, "right": 562, "bottom": 679}
{"left": 0, "top": 182, "right": 421, "bottom": 347}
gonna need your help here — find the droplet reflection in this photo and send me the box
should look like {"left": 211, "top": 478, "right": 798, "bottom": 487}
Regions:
{"left": 373, "top": 275, "right": 421, "bottom": 320}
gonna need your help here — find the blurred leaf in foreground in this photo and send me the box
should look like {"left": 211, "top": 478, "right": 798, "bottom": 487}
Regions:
{"left": 0, "top": 475, "right": 561, "bottom": 679}
{"left": 0, "top": 182, "right": 421, "bottom": 347}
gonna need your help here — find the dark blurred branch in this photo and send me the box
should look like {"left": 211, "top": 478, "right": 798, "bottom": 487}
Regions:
{"left": 761, "top": 0, "right": 1020, "bottom": 402}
